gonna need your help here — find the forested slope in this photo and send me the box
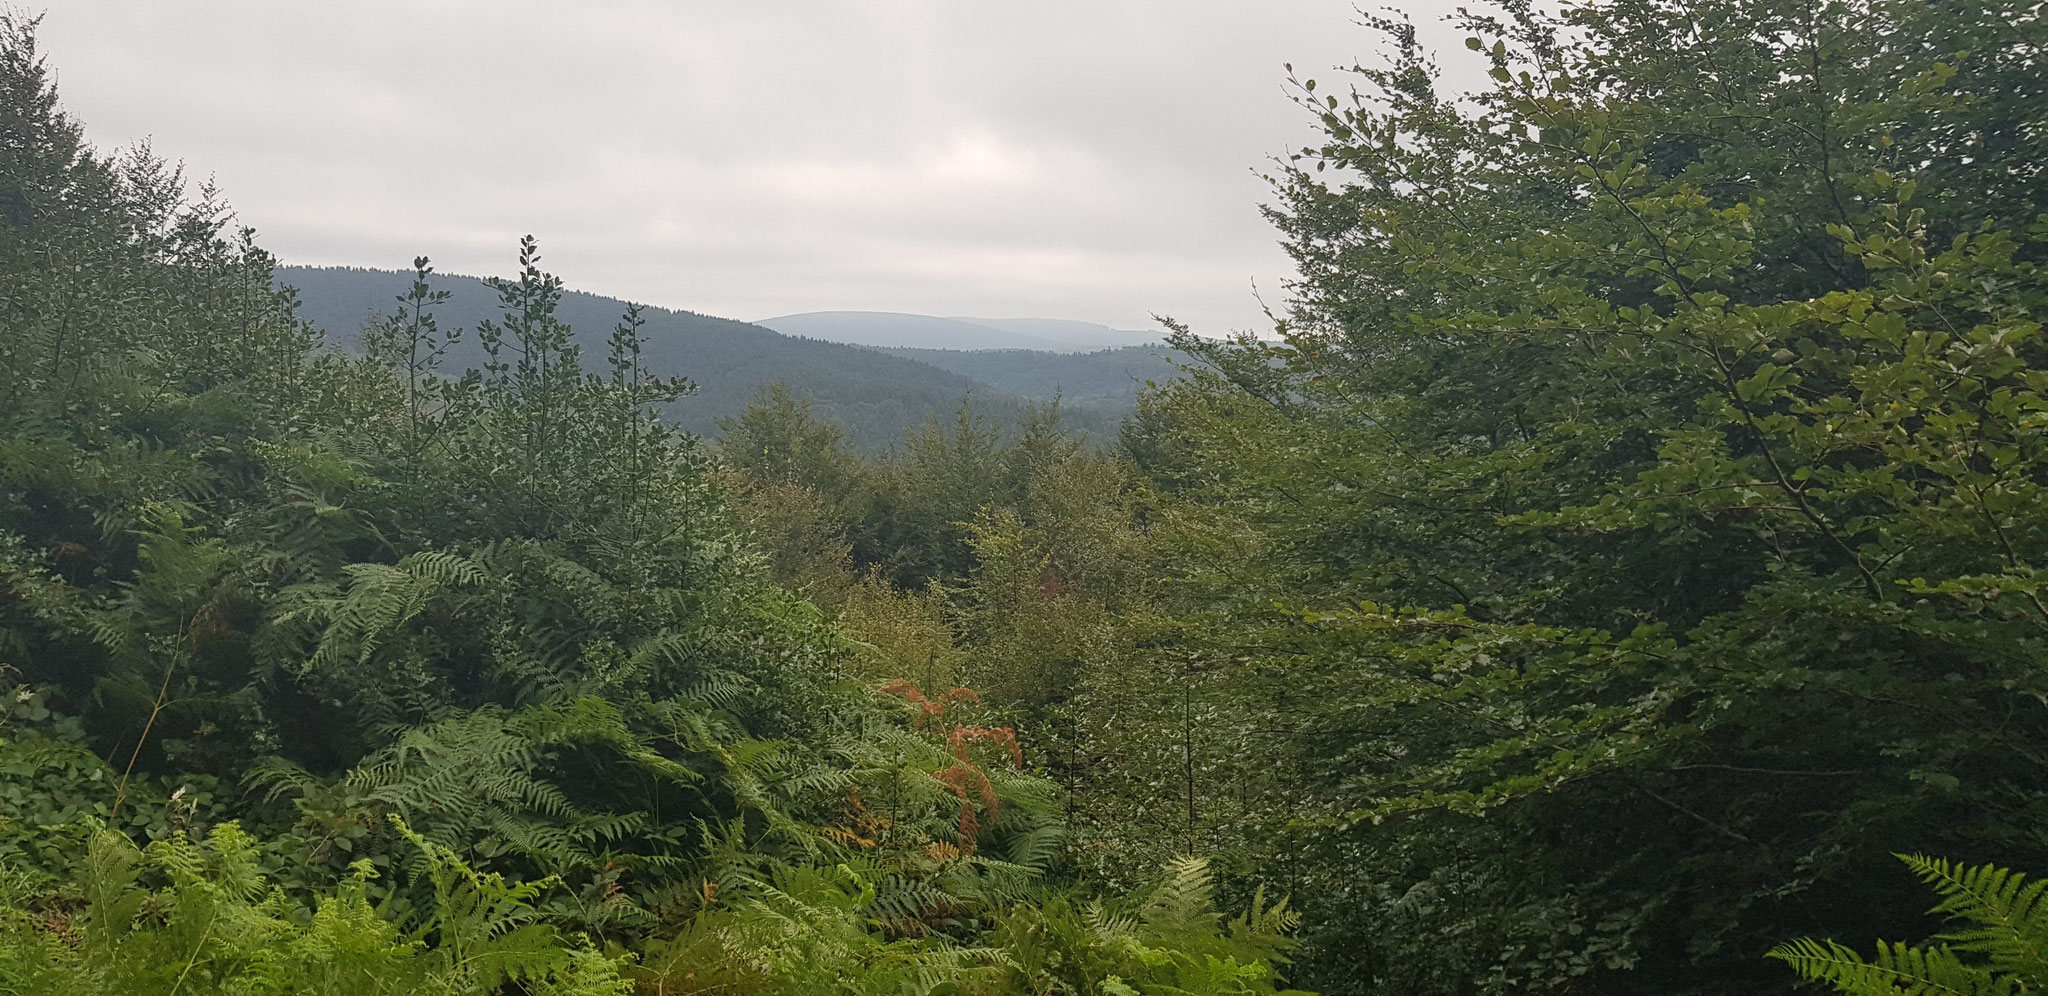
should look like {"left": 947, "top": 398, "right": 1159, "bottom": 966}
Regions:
{"left": 281, "top": 265, "right": 1129, "bottom": 449}
{"left": 755, "top": 311, "right": 1159, "bottom": 352}
{"left": 873, "top": 345, "right": 1187, "bottom": 409}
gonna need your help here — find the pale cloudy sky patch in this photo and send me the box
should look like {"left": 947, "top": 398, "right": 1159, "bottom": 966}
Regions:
{"left": 42, "top": 1, "right": 1482, "bottom": 333}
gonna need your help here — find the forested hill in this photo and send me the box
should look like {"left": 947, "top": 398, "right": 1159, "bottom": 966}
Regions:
{"left": 279, "top": 265, "right": 1127, "bottom": 449}
{"left": 875, "top": 344, "right": 1187, "bottom": 409}
{"left": 756, "top": 310, "right": 1160, "bottom": 351}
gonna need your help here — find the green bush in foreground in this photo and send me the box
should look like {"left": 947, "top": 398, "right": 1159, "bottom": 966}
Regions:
{"left": 0, "top": 815, "right": 1305, "bottom": 995}
{"left": 0, "top": 818, "right": 629, "bottom": 996}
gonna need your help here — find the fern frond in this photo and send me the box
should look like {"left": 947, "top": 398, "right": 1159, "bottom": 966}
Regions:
{"left": 247, "top": 756, "right": 323, "bottom": 802}
{"left": 998, "top": 824, "right": 1066, "bottom": 873}
{"left": 1767, "top": 936, "right": 2000, "bottom": 995}
{"left": 1902, "top": 853, "right": 2048, "bottom": 973}
{"left": 400, "top": 549, "right": 488, "bottom": 587}
{"left": 1232, "top": 884, "right": 1303, "bottom": 941}
{"left": 1086, "top": 900, "right": 1138, "bottom": 942}
{"left": 1142, "top": 856, "right": 1222, "bottom": 936}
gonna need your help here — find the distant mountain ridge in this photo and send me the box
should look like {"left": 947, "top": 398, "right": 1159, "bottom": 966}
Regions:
{"left": 756, "top": 311, "right": 1160, "bottom": 352}
{"left": 948, "top": 317, "right": 1164, "bottom": 351}
{"left": 276, "top": 266, "right": 1127, "bottom": 450}
{"left": 875, "top": 345, "right": 1186, "bottom": 409}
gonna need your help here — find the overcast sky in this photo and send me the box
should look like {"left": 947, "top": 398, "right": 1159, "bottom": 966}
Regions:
{"left": 41, "top": 2, "right": 1483, "bottom": 334}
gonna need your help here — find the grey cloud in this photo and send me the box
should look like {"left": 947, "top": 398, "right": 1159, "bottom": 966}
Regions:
{"left": 44, "top": 1, "right": 1486, "bottom": 333}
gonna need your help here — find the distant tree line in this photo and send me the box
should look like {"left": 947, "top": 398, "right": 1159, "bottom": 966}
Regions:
{"left": 281, "top": 264, "right": 1142, "bottom": 451}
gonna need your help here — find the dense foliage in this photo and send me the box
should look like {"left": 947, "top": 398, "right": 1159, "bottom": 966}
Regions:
{"left": 1127, "top": 0, "right": 2048, "bottom": 990}
{"left": 8, "top": 0, "right": 2048, "bottom": 992}
{"left": 725, "top": 0, "right": 2048, "bottom": 991}
{"left": 0, "top": 12, "right": 1303, "bottom": 994}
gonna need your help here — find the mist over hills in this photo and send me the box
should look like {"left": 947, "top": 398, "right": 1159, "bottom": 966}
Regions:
{"left": 277, "top": 267, "right": 1171, "bottom": 450}
{"left": 876, "top": 345, "right": 1187, "bottom": 409}
{"left": 756, "top": 311, "right": 1160, "bottom": 352}
{"left": 949, "top": 317, "right": 1165, "bottom": 351}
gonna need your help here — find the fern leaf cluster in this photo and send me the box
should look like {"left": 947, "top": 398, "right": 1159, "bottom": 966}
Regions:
{"left": 0, "top": 819, "right": 630, "bottom": 996}
{"left": 1771, "top": 854, "right": 2048, "bottom": 994}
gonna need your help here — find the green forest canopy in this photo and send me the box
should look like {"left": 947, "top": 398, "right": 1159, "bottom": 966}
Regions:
{"left": 278, "top": 264, "right": 1151, "bottom": 450}
{"left": 5, "top": 1, "right": 2048, "bottom": 993}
